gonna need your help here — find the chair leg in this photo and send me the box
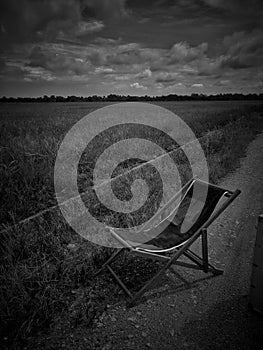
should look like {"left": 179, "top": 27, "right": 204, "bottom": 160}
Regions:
{"left": 184, "top": 249, "right": 223, "bottom": 276}
{"left": 106, "top": 265, "right": 133, "bottom": 298}
{"left": 128, "top": 263, "right": 168, "bottom": 306}
{"left": 200, "top": 228, "right": 224, "bottom": 275}
{"left": 208, "top": 265, "right": 223, "bottom": 275}
{"left": 128, "top": 245, "right": 190, "bottom": 306}
{"left": 93, "top": 248, "right": 124, "bottom": 277}
{"left": 201, "top": 229, "right": 209, "bottom": 273}
{"left": 95, "top": 232, "right": 223, "bottom": 307}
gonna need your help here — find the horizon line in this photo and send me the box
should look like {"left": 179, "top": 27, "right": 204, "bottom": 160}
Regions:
{"left": 1, "top": 92, "right": 263, "bottom": 101}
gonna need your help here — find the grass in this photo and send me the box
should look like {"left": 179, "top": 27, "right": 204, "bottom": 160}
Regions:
{"left": 0, "top": 100, "right": 263, "bottom": 348}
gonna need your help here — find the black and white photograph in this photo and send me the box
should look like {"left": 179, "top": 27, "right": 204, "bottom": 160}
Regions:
{"left": 0, "top": 1, "right": 263, "bottom": 349}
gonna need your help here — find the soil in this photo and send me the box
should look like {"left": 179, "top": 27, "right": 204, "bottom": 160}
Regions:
{"left": 27, "top": 132, "right": 263, "bottom": 350}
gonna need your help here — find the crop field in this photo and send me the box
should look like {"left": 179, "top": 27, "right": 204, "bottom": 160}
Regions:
{"left": 1, "top": 100, "right": 263, "bottom": 347}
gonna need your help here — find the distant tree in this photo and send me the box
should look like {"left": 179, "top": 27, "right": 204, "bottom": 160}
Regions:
{"left": 0, "top": 93, "right": 263, "bottom": 103}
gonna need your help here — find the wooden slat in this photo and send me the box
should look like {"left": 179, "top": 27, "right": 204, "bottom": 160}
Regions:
{"left": 106, "top": 265, "right": 132, "bottom": 298}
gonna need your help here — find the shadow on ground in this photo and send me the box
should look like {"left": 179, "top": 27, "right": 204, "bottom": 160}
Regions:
{"left": 176, "top": 296, "right": 263, "bottom": 350}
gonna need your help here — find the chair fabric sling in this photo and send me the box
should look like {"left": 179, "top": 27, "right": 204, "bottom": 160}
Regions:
{"left": 135, "top": 179, "right": 227, "bottom": 251}
{"left": 110, "top": 177, "right": 196, "bottom": 250}
{"left": 94, "top": 178, "right": 241, "bottom": 306}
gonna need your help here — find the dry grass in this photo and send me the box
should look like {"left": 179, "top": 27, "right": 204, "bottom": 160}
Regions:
{"left": 0, "top": 101, "right": 263, "bottom": 348}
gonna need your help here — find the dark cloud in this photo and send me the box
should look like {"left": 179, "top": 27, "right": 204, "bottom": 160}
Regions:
{"left": 87, "top": 50, "right": 106, "bottom": 66}
{"left": 28, "top": 46, "right": 46, "bottom": 68}
{"left": 202, "top": 0, "right": 263, "bottom": 14}
{"left": 168, "top": 42, "right": 208, "bottom": 65}
{"left": 28, "top": 45, "right": 91, "bottom": 75}
{"left": 219, "top": 30, "right": 263, "bottom": 70}
{"left": 202, "top": 0, "right": 263, "bottom": 30}
{"left": 0, "top": 0, "right": 78, "bottom": 45}
{"left": 222, "top": 30, "right": 263, "bottom": 57}
{"left": 0, "top": 57, "right": 5, "bottom": 70}
{"left": 128, "top": 0, "right": 263, "bottom": 32}
{"left": 1, "top": 0, "right": 263, "bottom": 95}
{"left": 106, "top": 44, "right": 160, "bottom": 66}
{"left": 219, "top": 56, "right": 252, "bottom": 70}
{"left": 127, "top": 0, "right": 225, "bottom": 21}
{"left": 0, "top": 0, "right": 127, "bottom": 46}
{"left": 82, "top": 0, "right": 128, "bottom": 21}
{"left": 155, "top": 72, "right": 179, "bottom": 83}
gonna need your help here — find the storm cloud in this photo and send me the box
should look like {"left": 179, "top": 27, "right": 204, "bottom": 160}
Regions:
{"left": 0, "top": 0, "right": 127, "bottom": 45}
{"left": 0, "top": 0, "right": 262, "bottom": 96}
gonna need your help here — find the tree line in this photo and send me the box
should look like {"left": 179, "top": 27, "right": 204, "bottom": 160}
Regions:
{"left": 0, "top": 93, "right": 263, "bottom": 103}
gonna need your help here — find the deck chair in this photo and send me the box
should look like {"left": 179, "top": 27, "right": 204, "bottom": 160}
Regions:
{"left": 95, "top": 178, "right": 241, "bottom": 306}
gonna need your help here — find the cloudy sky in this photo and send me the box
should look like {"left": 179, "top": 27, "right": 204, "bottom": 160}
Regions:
{"left": 0, "top": 0, "right": 263, "bottom": 97}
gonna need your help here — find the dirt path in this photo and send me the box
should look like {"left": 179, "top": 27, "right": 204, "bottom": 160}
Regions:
{"left": 29, "top": 133, "right": 263, "bottom": 350}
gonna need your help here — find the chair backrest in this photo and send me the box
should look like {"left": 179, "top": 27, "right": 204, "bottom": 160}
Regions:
{"left": 138, "top": 177, "right": 196, "bottom": 233}
{"left": 144, "top": 179, "right": 230, "bottom": 249}
{"left": 110, "top": 178, "right": 196, "bottom": 245}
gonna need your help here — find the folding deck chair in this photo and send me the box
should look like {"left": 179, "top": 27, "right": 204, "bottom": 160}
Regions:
{"left": 95, "top": 178, "right": 241, "bottom": 306}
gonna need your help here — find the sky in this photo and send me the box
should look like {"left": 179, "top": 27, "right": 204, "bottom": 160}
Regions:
{"left": 0, "top": 0, "right": 263, "bottom": 97}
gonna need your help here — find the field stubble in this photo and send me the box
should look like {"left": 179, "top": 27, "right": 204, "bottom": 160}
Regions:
{"left": 0, "top": 101, "right": 263, "bottom": 347}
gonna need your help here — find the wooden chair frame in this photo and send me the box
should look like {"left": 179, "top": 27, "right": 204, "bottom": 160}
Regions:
{"left": 94, "top": 179, "right": 241, "bottom": 306}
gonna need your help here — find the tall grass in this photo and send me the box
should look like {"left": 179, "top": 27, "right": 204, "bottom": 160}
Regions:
{"left": 0, "top": 101, "right": 263, "bottom": 348}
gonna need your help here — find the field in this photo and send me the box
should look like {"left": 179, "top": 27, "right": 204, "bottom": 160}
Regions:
{"left": 0, "top": 100, "right": 263, "bottom": 348}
